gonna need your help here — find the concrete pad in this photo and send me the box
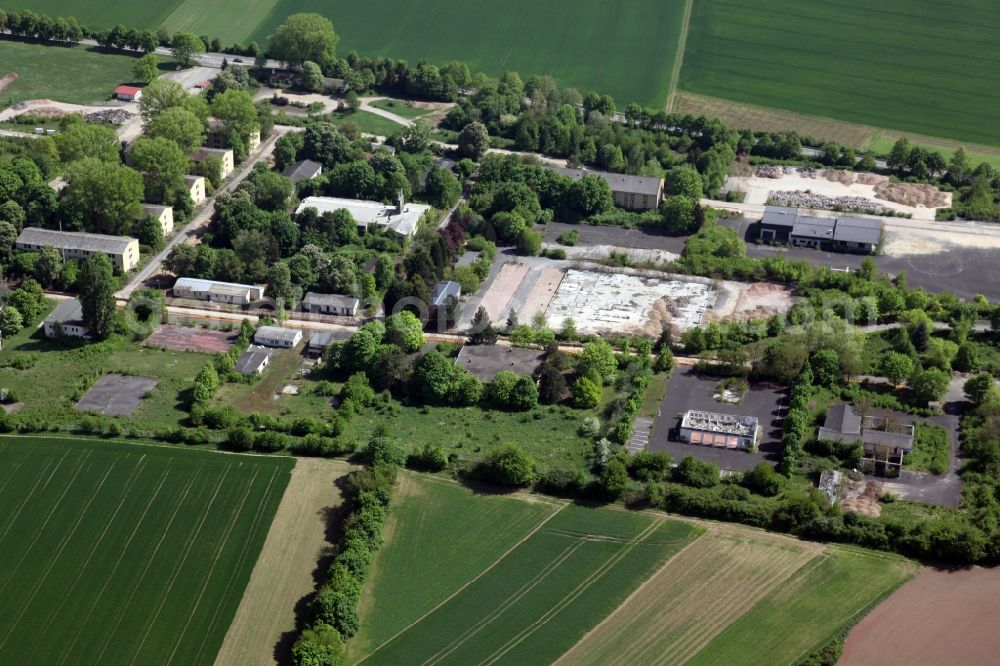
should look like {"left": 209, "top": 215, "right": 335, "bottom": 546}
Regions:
{"left": 75, "top": 374, "right": 158, "bottom": 417}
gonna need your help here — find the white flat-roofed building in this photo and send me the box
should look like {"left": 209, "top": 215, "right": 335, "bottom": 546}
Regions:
{"left": 254, "top": 326, "right": 302, "bottom": 348}
{"left": 16, "top": 227, "right": 140, "bottom": 272}
{"left": 679, "top": 410, "right": 760, "bottom": 451}
{"left": 172, "top": 277, "right": 265, "bottom": 305}
{"left": 296, "top": 191, "right": 430, "bottom": 239}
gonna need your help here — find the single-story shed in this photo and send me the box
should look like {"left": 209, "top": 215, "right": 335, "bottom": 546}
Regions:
{"left": 235, "top": 347, "right": 271, "bottom": 376}
{"left": 282, "top": 159, "right": 323, "bottom": 185}
{"left": 302, "top": 292, "right": 359, "bottom": 317}
{"left": 43, "top": 299, "right": 89, "bottom": 339}
{"left": 254, "top": 326, "right": 302, "bottom": 348}
{"left": 114, "top": 85, "right": 142, "bottom": 101}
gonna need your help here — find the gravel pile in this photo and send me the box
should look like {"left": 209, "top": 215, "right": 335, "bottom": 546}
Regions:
{"left": 767, "top": 190, "right": 896, "bottom": 215}
{"left": 83, "top": 109, "right": 133, "bottom": 125}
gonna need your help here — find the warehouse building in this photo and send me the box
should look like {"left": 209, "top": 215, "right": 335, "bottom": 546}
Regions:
{"left": 678, "top": 410, "right": 760, "bottom": 451}
{"left": 759, "top": 206, "right": 882, "bottom": 254}
{"left": 296, "top": 192, "right": 429, "bottom": 239}
{"left": 16, "top": 227, "right": 140, "bottom": 272}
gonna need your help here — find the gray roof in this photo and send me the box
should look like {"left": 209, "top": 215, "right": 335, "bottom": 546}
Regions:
{"left": 44, "top": 299, "right": 85, "bottom": 326}
{"left": 254, "top": 326, "right": 301, "bottom": 343}
{"left": 550, "top": 166, "right": 663, "bottom": 197}
{"left": 184, "top": 175, "right": 204, "bottom": 186}
{"left": 833, "top": 216, "right": 882, "bottom": 246}
{"left": 282, "top": 159, "right": 323, "bottom": 185}
{"left": 791, "top": 217, "right": 835, "bottom": 239}
{"left": 761, "top": 206, "right": 799, "bottom": 228}
{"left": 302, "top": 292, "right": 359, "bottom": 310}
{"left": 141, "top": 203, "right": 170, "bottom": 216}
{"left": 17, "top": 227, "right": 136, "bottom": 255}
{"left": 235, "top": 348, "right": 270, "bottom": 374}
{"left": 431, "top": 280, "right": 461, "bottom": 306}
{"left": 823, "top": 403, "right": 862, "bottom": 436}
{"left": 862, "top": 429, "right": 914, "bottom": 451}
{"left": 191, "top": 147, "right": 231, "bottom": 161}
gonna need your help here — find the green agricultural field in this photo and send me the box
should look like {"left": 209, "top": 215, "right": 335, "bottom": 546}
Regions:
{"left": 0, "top": 436, "right": 293, "bottom": 665}
{"left": 253, "top": 0, "right": 687, "bottom": 107}
{"left": 356, "top": 493, "right": 701, "bottom": 665}
{"left": 349, "top": 473, "right": 919, "bottom": 665}
{"left": 0, "top": 0, "right": 180, "bottom": 33}
{"left": 686, "top": 547, "right": 918, "bottom": 665}
{"left": 679, "top": 0, "right": 1000, "bottom": 147}
{"left": 0, "top": 41, "right": 151, "bottom": 107}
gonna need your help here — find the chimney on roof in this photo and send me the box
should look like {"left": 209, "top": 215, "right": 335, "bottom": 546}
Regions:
{"left": 397, "top": 189, "right": 405, "bottom": 215}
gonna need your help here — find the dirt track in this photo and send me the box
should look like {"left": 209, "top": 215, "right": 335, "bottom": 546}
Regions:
{"left": 841, "top": 566, "right": 1000, "bottom": 666}
{"left": 214, "top": 458, "right": 356, "bottom": 666}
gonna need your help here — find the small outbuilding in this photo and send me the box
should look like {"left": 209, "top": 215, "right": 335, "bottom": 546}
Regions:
{"left": 44, "top": 299, "right": 89, "bottom": 339}
{"left": 114, "top": 85, "right": 142, "bottom": 102}
{"left": 254, "top": 326, "right": 303, "bottom": 348}
{"left": 172, "top": 278, "right": 264, "bottom": 305}
{"left": 235, "top": 347, "right": 271, "bottom": 376}
{"left": 301, "top": 292, "right": 359, "bottom": 317}
{"left": 282, "top": 160, "right": 323, "bottom": 185}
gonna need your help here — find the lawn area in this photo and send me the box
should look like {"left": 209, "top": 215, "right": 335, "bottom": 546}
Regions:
{"left": 0, "top": 41, "right": 148, "bottom": 108}
{"left": 326, "top": 110, "right": 406, "bottom": 137}
{"left": 679, "top": 0, "right": 1000, "bottom": 147}
{"left": 253, "top": 0, "right": 687, "bottom": 107}
{"left": 212, "top": 344, "right": 308, "bottom": 416}
{"left": 638, "top": 370, "right": 669, "bottom": 418}
{"left": 685, "top": 547, "right": 919, "bottom": 665}
{"left": 355, "top": 489, "right": 701, "bottom": 665}
{"left": 906, "top": 422, "right": 950, "bottom": 475}
{"left": 0, "top": 303, "right": 213, "bottom": 431}
{"left": 0, "top": 435, "right": 293, "bottom": 665}
{"left": 347, "top": 398, "right": 600, "bottom": 472}
{"left": 369, "top": 98, "right": 434, "bottom": 120}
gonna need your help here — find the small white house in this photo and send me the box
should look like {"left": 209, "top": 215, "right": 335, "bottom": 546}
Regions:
{"left": 302, "top": 292, "right": 360, "bottom": 317}
{"left": 43, "top": 299, "right": 90, "bottom": 339}
{"left": 235, "top": 347, "right": 270, "bottom": 376}
{"left": 254, "top": 326, "right": 302, "bottom": 348}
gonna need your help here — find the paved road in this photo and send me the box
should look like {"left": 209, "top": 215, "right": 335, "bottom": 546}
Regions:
{"left": 75, "top": 38, "right": 283, "bottom": 70}
{"left": 359, "top": 96, "right": 414, "bottom": 127}
{"left": 116, "top": 126, "right": 299, "bottom": 299}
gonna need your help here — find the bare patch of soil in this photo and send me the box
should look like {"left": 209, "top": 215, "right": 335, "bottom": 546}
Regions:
{"left": 0, "top": 73, "right": 17, "bottom": 95}
{"left": 842, "top": 566, "right": 1000, "bottom": 666}
{"left": 706, "top": 281, "right": 795, "bottom": 322}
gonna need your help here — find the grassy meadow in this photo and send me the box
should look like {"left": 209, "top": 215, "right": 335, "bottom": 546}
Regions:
{"left": 0, "top": 41, "right": 148, "bottom": 107}
{"left": 679, "top": 0, "right": 1000, "bottom": 146}
{"left": 0, "top": 436, "right": 292, "bottom": 665}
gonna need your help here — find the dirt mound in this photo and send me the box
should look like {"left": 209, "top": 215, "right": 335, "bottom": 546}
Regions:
{"left": 855, "top": 172, "right": 888, "bottom": 186}
{"left": 874, "top": 181, "right": 950, "bottom": 208}
{"left": 819, "top": 168, "right": 855, "bottom": 185}
{"left": 0, "top": 72, "right": 16, "bottom": 95}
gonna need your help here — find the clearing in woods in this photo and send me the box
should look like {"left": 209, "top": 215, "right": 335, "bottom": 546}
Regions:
{"left": 678, "top": 0, "right": 1000, "bottom": 147}
{"left": 215, "top": 458, "right": 357, "bottom": 666}
{"left": 349, "top": 473, "right": 920, "bottom": 665}
{"left": 0, "top": 436, "right": 292, "bottom": 666}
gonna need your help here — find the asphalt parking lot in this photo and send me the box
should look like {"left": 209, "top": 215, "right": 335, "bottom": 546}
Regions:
{"left": 647, "top": 366, "right": 786, "bottom": 471}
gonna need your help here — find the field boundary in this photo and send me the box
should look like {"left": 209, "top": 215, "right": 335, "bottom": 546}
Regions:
{"left": 355, "top": 500, "right": 567, "bottom": 664}
{"left": 666, "top": 0, "right": 694, "bottom": 112}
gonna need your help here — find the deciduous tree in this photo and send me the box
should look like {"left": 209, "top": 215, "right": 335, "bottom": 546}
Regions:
{"left": 78, "top": 253, "right": 117, "bottom": 340}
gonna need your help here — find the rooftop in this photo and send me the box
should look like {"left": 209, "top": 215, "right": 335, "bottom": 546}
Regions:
{"left": 44, "top": 298, "right": 85, "bottom": 326}
{"left": 761, "top": 206, "right": 800, "bottom": 228}
{"left": 17, "top": 227, "right": 136, "bottom": 254}
{"left": 431, "top": 280, "right": 461, "bottom": 306}
{"left": 302, "top": 292, "right": 360, "bottom": 309}
{"left": 281, "top": 159, "right": 323, "bottom": 185}
{"left": 255, "top": 326, "right": 302, "bottom": 343}
{"left": 141, "top": 203, "right": 171, "bottom": 215}
{"left": 549, "top": 166, "right": 663, "bottom": 197}
{"left": 173, "top": 277, "right": 258, "bottom": 293}
{"left": 115, "top": 85, "right": 141, "bottom": 95}
{"left": 791, "top": 217, "right": 835, "bottom": 239}
{"left": 823, "top": 403, "right": 862, "bottom": 436}
{"left": 235, "top": 347, "right": 271, "bottom": 375}
{"left": 191, "top": 147, "right": 232, "bottom": 161}
{"left": 184, "top": 175, "right": 205, "bottom": 187}
{"left": 681, "top": 410, "right": 758, "bottom": 437}
{"left": 296, "top": 196, "right": 430, "bottom": 238}
{"left": 833, "top": 216, "right": 883, "bottom": 245}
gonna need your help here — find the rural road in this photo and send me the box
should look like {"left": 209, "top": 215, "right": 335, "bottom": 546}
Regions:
{"left": 75, "top": 38, "right": 284, "bottom": 70}
{"left": 359, "top": 97, "right": 414, "bottom": 127}
{"left": 116, "top": 125, "right": 300, "bottom": 300}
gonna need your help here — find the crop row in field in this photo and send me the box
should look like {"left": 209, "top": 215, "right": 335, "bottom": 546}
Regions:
{"left": 352, "top": 473, "right": 920, "bottom": 666}
{"left": 0, "top": 436, "right": 292, "bottom": 665}
{"left": 679, "top": 0, "right": 1000, "bottom": 146}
